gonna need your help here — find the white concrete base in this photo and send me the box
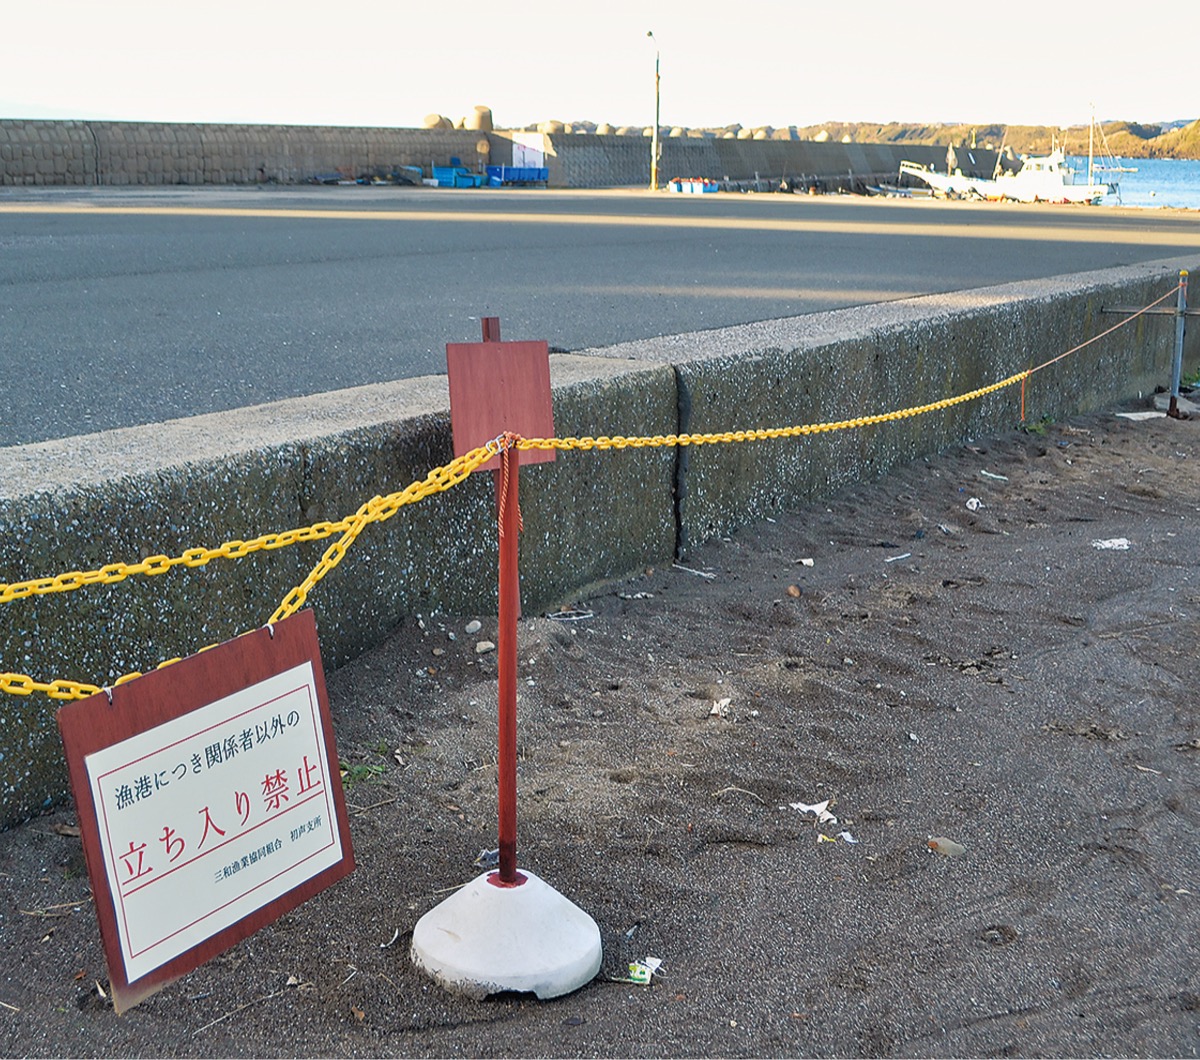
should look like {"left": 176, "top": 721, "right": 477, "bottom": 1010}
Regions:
{"left": 410, "top": 869, "right": 602, "bottom": 999}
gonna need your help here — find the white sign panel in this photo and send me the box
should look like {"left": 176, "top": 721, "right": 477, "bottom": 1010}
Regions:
{"left": 85, "top": 662, "right": 342, "bottom": 982}
{"left": 511, "top": 132, "right": 545, "bottom": 168}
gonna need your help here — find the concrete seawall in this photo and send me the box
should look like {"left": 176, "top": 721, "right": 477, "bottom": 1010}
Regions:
{"left": 1, "top": 257, "right": 1196, "bottom": 825}
{"left": 0, "top": 120, "right": 502, "bottom": 186}
{"left": 543, "top": 135, "right": 953, "bottom": 190}
{"left": 0, "top": 119, "right": 957, "bottom": 188}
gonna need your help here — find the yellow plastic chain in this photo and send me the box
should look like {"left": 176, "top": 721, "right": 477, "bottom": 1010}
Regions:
{"left": 3, "top": 271, "right": 1188, "bottom": 701}
{"left": 515, "top": 372, "right": 1029, "bottom": 456}
{"left": 1, "top": 440, "right": 502, "bottom": 700}
{"left": 0, "top": 368, "right": 1033, "bottom": 701}
{"left": 0, "top": 441, "right": 500, "bottom": 608}
{"left": 268, "top": 436, "right": 500, "bottom": 622}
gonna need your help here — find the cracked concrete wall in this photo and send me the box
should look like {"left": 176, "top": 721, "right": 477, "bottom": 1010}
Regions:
{"left": 1, "top": 258, "right": 1196, "bottom": 825}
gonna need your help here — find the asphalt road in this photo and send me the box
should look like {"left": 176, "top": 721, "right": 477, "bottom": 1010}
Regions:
{"left": 2, "top": 184, "right": 1197, "bottom": 447}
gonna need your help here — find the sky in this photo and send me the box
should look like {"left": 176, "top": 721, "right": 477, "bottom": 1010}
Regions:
{"left": 1, "top": 1, "right": 1190, "bottom": 132}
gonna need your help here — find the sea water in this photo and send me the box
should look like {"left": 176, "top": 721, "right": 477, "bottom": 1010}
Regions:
{"left": 1068, "top": 156, "right": 1200, "bottom": 210}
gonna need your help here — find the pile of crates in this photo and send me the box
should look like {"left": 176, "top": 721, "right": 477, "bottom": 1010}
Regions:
{"left": 431, "top": 164, "right": 485, "bottom": 188}
{"left": 485, "top": 166, "right": 549, "bottom": 187}
{"left": 668, "top": 177, "right": 719, "bottom": 194}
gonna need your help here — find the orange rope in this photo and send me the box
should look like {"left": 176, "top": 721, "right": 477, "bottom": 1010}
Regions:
{"left": 1028, "top": 283, "right": 1180, "bottom": 377}
{"left": 497, "top": 432, "right": 524, "bottom": 538}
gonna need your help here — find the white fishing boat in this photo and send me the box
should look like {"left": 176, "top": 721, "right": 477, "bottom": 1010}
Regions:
{"left": 899, "top": 147, "right": 1110, "bottom": 204}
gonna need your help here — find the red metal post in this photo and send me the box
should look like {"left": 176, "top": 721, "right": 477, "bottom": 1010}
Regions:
{"left": 495, "top": 446, "right": 521, "bottom": 884}
{"left": 482, "top": 317, "right": 501, "bottom": 343}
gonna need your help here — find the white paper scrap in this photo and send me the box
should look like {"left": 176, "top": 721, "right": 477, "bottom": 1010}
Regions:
{"left": 790, "top": 799, "right": 838, "bottom": 825}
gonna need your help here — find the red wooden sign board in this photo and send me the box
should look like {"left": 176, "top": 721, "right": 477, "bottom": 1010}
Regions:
{"left": 446, "top": 318, "right": 556, "bottom": 472}
{"left": 56, "top": 610, "right": 354, "bottom": 1013}
{"left": 446, "top": 317, "right": 556, "bottom": 885}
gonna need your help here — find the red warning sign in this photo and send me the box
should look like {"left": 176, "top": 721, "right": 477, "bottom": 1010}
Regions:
{"left": 56, "top": 610, "right": 354, "bottom": 1013}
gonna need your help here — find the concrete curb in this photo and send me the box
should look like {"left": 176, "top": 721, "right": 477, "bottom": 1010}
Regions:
{"left": 1, "top": 256, "right": 1196, "bottom": 824}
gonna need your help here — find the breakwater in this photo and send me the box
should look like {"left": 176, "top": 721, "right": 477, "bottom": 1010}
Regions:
{"left": 0, "top": 119, "right": 964, "bottom": 188}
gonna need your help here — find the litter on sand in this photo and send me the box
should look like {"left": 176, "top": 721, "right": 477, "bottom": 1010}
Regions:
{"left": 619, "top": 957, "right": 663, "bottom": 985}
{"left": 380, "top": 928, "right": 401, "bottom": 949}
{"left": 965, "top": 497, "right": 984, "bottom": 512}
{"left": 927, "top": 836, "right": 967, "bottom": 857}
{"left": 1092, "top": 538, "right": 1131, "bottom": 550}
{"left": 709, "top": 698, "right": 732, "bottom": 718}
{"left": 473, "top": 847, "right": 500, "bottom": 869}
{"left": 789, "top": 799, "right": 838, "bottom": 825}
{"left": 817, "top": 830, "right": 860, "bottom": 845}
{"left": 979, "top": 470, "right": 1009, "bottom": 481}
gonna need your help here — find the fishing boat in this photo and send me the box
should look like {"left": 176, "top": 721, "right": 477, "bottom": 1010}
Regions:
{"left": 899, "top": 113, "right": 1133, "bottom": 205}
{"left": 899, "top": 147, "right": 1110, "bottom": 204}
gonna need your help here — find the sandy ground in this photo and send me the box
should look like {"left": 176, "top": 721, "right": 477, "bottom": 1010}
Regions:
{"left": 2, "top": 402, "right": 1199, "bottom": 1058}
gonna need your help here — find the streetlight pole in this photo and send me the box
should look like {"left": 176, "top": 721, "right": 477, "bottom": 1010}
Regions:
{"left": 647, "top": 31, "right": 660, "bottom": 191}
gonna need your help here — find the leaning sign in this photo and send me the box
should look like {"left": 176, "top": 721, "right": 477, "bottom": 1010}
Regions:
{"left": 56, "top": 610, "right": 354, "bottom": 1013}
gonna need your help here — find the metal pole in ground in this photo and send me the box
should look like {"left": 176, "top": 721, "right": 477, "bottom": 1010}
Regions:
{"left": 1168, "top": 270, "right": 1189, "bottom": 419}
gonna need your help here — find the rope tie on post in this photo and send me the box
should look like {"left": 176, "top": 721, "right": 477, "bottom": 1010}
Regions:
{"left": 497, "top": 432, "right": 525, "bottom": 538}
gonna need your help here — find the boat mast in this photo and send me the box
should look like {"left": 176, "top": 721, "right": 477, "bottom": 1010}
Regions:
{"left": 1088, "top": 107, "right": 1095, "bottom": 185}
{"left": 993, "top": 128, "right": 1007, "bottom": 179}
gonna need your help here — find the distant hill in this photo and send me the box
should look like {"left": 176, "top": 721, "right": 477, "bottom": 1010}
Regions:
{"left": 790, "top": 119, "right": 1200, "bottom": 160}
{"left": 1101, "top": 119, "right": 1200, "bottom": 158}
{"left": 516, "top": 116, "right": 1200, "bottom": 160}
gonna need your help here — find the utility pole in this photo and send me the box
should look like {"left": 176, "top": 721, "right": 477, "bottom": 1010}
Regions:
{"left": 647, "top": 31, "right": 660, "bottom": 191}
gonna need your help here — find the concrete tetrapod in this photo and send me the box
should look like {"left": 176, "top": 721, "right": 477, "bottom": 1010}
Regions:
{"left": 410, "top": 869, "right": 602, "bottom": 999}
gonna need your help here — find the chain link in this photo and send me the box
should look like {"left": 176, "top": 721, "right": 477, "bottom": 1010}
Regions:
{"left": 1, "top": 523, "right": 353, "bottom": 605}
{"left": 0, "top": 672, "right": 101, "bottom": 701}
